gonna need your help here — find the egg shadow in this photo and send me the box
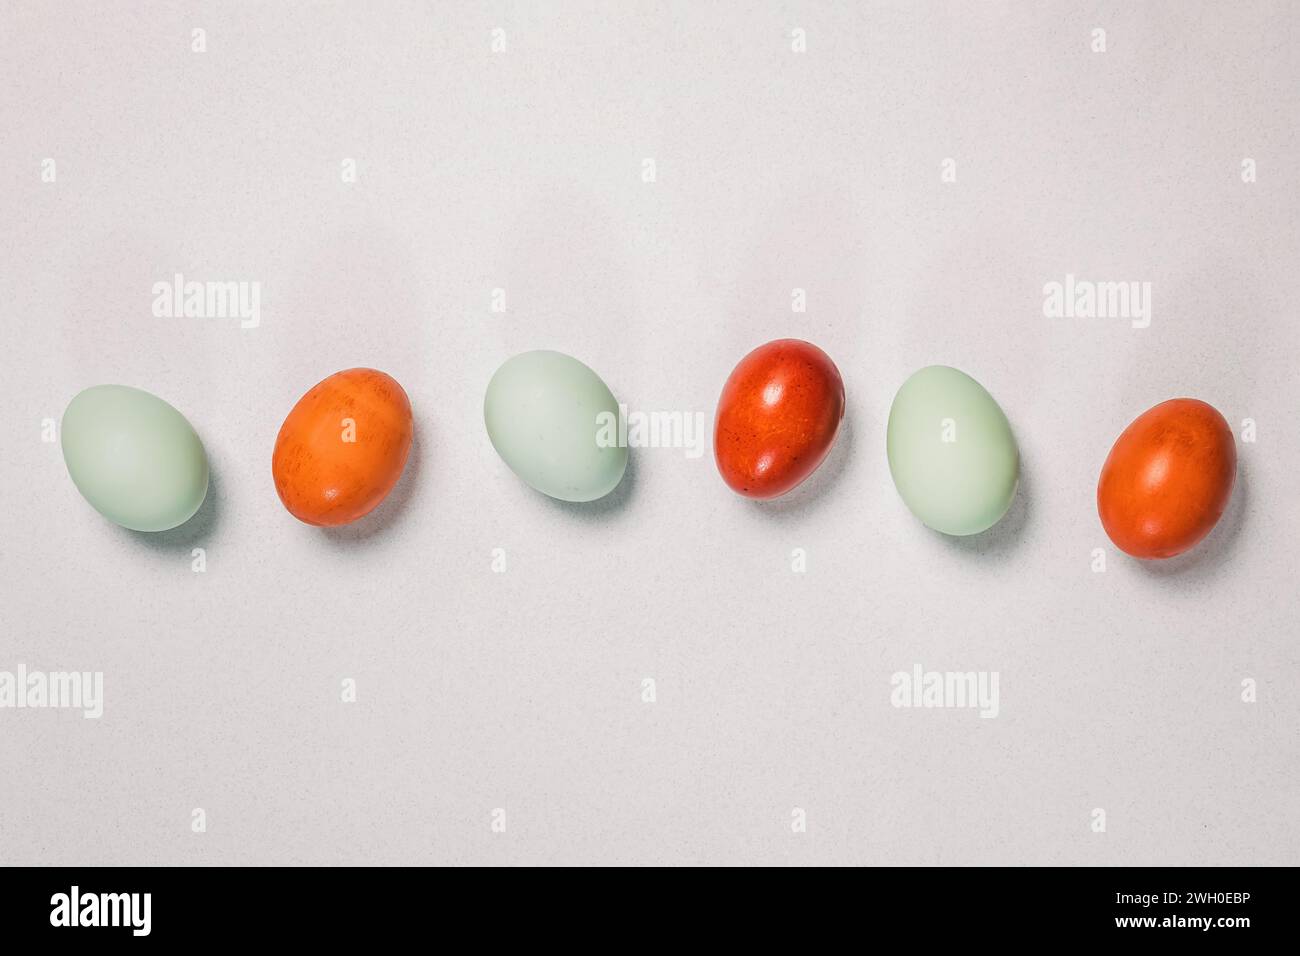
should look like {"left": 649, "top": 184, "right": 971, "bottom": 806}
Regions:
{"left": 752, "top": 409, "right": 857, "bottom": 522}
{"left": 933, "top": 453, "right": 1033, "bottom": 559}
{"left": 320, "top": 424, "right": 426, "bottom": 545}
{"left": 537, "top": 447, "right": 638, "bottom": 521}
{"left": 127, "top": 465, "right": 222, "bottom": 550}
{"left": 1135, "top": 456, "right": 1248, "bottom": 580}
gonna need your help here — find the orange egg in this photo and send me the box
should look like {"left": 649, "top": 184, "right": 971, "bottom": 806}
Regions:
{"left": 272, "top": 368, "right": 413, "bottom": 526}
{"left": 1096, "top": 398, "right": 1236, "bottom": 559}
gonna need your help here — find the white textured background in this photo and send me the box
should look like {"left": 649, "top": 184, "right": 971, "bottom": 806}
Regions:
{"left": 1, "top": 1, "right": 1297, "bottom": 866}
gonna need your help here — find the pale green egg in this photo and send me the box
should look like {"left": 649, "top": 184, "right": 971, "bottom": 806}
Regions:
{"left": 484, "top": 350, "right": 628, "bottom": 503}
{"left": 61, "top": 385, "right": 209, "bottom": 532}
{"left": 886, "top": 366, "right": 1019, "bottom": 536}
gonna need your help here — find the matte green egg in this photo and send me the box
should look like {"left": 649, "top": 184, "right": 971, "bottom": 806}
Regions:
{"left": 61, "top": 385, "right": 209, "bottom": 532}
{"left": 484, "top": 350, "right": 628, "bottom": 502}
{"left": 886, "top": 366, "right": 1018, "bottom": 536}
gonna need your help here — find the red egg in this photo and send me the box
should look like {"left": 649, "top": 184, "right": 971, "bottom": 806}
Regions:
{"left": 1097, "top": 398, "right": 1236, "bottom": 559}
{"left": 713, "top": 339, "right": 845, "bottom": 499}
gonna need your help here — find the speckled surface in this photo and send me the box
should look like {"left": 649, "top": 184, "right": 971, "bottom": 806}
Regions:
{"left": 0, "top": 1, "right": 1297, "bottom": 865}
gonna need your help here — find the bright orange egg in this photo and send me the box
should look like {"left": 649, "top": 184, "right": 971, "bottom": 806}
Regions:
{"left": 272, "top": 368, "right": 413, "bottom": 526}
{"left": 1096, "top": 398, "right": 1236, "bottom": 559}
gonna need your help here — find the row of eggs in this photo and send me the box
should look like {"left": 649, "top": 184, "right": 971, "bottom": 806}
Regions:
{"left": 60, "top": 339, "right": 1237, "bottom": 560}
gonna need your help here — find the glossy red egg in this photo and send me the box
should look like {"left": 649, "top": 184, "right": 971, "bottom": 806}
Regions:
{"left": 714, "top": 339, "right": 845, "bottom": 499}
{"left": 1097, "top": 398, "right": 1236, "bottom": 559}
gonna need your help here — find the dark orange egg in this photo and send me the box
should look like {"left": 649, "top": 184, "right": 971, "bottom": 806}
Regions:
{"left": 1097, "top": 398, "right": 1236, "bottom": 559}
{"left": 713, "top": 339, "right": 845, "bottom": 499}
{"left": 272, "top": 368, "right": 413, "bottom": 526}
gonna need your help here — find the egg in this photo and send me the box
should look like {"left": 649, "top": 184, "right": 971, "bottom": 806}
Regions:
{"left": 484, "top": 350, "right": 628, "bottom": 502}
{"left": 713, "top": 339, "right": 845, "bottom": 499}
{"left": 1097, "top": 398, "right": 1236, "bottom": 559}
{"left": 272, "top": 368, "right": 413, "bottom": 526}
{"left": 61, "top": 385, "right": 209, "bottom": 532}
{"left": 886, "top": 366, "right": 1019, "bottom": 536}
